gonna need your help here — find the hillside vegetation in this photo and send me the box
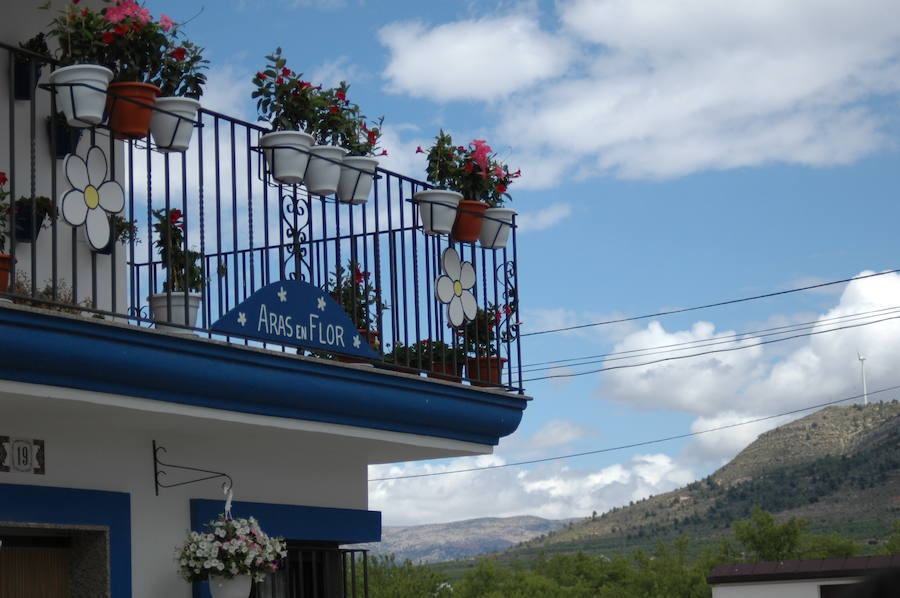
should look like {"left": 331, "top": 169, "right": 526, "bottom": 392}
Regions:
{"left": 495, "top": 402, "right": 900, "bottom": 563}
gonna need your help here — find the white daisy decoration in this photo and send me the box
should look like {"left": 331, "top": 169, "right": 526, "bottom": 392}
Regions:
{"left": 60, "top": 145, "right": 125, "bottom": 251}
{"left": 435, "top": 247, "right": 477, "bottom": 327}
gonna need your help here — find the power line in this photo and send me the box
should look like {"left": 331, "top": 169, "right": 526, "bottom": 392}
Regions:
{"left": 521, "top": 305, "right": 900, "bottom": 374}
{"left": 524, "top": 313, "right": 900, "bottom": 382}
{"left": 521, "top": 269, "right": 900, "bottom": 338}
{"left": 367, "top": 384, "right": 900, "bottom": 482}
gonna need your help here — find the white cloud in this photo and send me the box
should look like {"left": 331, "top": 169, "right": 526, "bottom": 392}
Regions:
{"left": 516, "top": 203, "right": 572, "bottom": 233}
{"left": 598, "top": 270, "right": 900, "bottom": 466}
{"left": 381, "top": 0, "right": 900, "bottom": 180}
{"left": 309, "top": 56, "right": 360, "bottom": 89}
{"left": 370, "top": 450, "right": 694, "bottom": 525}
{"left": 379, "top": 15, "right": 574, "bottom": 102}
{"left": 200, "top": 65, "right": 254, "bottom": 121}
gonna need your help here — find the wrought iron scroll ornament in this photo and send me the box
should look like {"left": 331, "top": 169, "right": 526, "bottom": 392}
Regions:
{"left": 59, "top": 145, "right": 126, "bottom": 251}
{"left": 281, "top": 189, "right": 312, "bottom": 282}
{"left": 435, "top": 247, "right": 478, "bottom": 327}
{"left": 496, "top": 261, "right": 520, "bottom": 342}
{"left": 153, "top": 440, "right": 233, "bottom": 498}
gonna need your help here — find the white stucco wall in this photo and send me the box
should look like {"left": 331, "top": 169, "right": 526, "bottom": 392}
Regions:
{"left": 1, "top": 387, "right": 370, "bottom": 598}
{"left": 2, "top": 0, "right": 126, "bottom": 312}
{"left": 712, "top": 577, "right": 860, "bottom": 598}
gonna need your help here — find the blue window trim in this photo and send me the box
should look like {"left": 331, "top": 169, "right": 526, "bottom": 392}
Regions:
{"left": 190, "top": 499, "right": 380, "bottom": 598}
{"left": 0, "top": 307, "right": 528, "bottom": 446}
{"left": 0, "top": 482, "right": 131, "bottom": 598}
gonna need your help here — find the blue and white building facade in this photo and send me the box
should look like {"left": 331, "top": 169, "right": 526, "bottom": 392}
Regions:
{"left": 0, "top": 3, "right": 528, "bottom": 596}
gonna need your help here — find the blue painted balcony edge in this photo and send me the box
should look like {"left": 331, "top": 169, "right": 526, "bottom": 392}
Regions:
{"left": 0, "top": 307, "right": 528, "bottom": 446}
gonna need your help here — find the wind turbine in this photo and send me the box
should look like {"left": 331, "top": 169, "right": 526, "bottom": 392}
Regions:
{"left": 858, "top": 352, "right": 869, "bottom": 406}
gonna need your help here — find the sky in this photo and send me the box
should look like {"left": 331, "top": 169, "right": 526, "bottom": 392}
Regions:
{"left": 144, "top": 0, "right": 900, "bottom": 526}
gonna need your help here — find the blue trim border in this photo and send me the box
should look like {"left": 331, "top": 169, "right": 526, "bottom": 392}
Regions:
{"left": 190, "top": 499, "right": 381, "bottom": 598}
{"left": 190, "top": 499, "right": 381, "bottom": 544}
{"left": 0, "top": 483, "right": 131, "bottom": 598}
{"left": 0, "top": 308, "right": 528, "bottom": 445}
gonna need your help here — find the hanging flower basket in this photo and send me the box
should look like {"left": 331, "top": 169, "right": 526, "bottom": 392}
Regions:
{"left": 413, "top": 189, "right": 462, "bottom": 236}
{"left": 150, "top": 97, "right": 201, "bottom": 152}
{"left": 48, "top": 64, "right": 114, "bottom": 128}
{"left": 176, "top": 514, "right": 287, "bottom": 591}
{"left": 451, "top": 200, "right": 488, "bottom": 243}
{"left": 107, "top": 81, "right": 161, "bottom": 139}
{"left": 305, "top": 145, "right": 348, "bottom": 196}
{"left": 260, "top": 130, "right": 314, "bottom": 184}
{"left": 478, "top": 207, "right": 516, "bottom": 250}
{"left": 337, "top": 156, "right": 378, "bottom": 204}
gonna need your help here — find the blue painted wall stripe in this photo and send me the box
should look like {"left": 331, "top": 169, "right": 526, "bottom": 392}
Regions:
{"left": 0, "top": 483, "right": 131, "bottom": 598}
{"left": 0, "top": 308, "right": 528, "bottom": 446}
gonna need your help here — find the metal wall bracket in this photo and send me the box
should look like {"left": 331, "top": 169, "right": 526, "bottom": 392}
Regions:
{"left": 153, "top": 440, "right": 233, "bottom": 497}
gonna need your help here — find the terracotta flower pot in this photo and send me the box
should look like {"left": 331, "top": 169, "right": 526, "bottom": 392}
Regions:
{"left": 107, "top": 81, "right": 161, "bottom": 139}
{"left": 0, "top": 254, "right": 12, "bottom": 293}
{"left": 466, "top": 356, "right": 508, "bottom": 387}
{"left": 430, "top": 361, "right": 464, "bottom": 382}
{"left": 452, "top": 200, "right": 489, "bottom": 243}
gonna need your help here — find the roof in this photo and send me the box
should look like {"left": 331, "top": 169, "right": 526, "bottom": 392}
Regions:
{"left": 707, "top": 555, "right": 900, "bottom": 584}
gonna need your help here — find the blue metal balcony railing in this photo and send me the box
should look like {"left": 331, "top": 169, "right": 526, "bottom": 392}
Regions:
{"left": 1, "top": 41, "right": 524, "bottom": 393}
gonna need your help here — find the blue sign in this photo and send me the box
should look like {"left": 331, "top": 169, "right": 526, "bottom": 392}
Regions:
{"left": 211, "top": 280, "right": 379, "bottom": 359}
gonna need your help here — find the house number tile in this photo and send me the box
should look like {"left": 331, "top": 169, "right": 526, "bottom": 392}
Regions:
{"left": 0, "top": 436, "right": 45, "bottom": 474}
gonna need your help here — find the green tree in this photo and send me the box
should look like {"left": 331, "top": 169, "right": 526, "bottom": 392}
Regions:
{"left": 800, "top": 533, "right": 860, "bottom": 558}
{"left": 366, "top": 555, "right": 452, "bottom": 598}
{"left": 732, "top": 506, "right": 808, "bottom": 561}
{"left": 883, "top": 520, "right": 900, "bottom": 555}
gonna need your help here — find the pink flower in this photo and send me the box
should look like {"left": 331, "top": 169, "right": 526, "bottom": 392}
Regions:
{"left": 380, "top": 149, "right": 388, "bottom": 156}
{"left": 415, "top": 146, "right": 424, "bottom": 154}
{"left": 493, "top": 165, "right": 504, "bottom": 177}
{"left": 159, "top": 14, "right": 174, "bottom": 31}
{"left": 470, "top": 139, "right": 492, "bottom": 177}
{"left": 105, "top": 4, "right": 125, "bottom": 23}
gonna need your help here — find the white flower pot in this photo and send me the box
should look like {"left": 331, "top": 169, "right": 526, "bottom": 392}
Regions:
{"left": 260, "top": 130, "right": 314, "bottom": 184}
{"left": 305, "top": 145, "right": 348, "bottom": 196}
{"left": 208, "top": 574, "right": 251, "bottom": 598}
{"left": 413, "top": 190, "right": 462, "bottom": 236}
{"left": 337, "top": 156, "right": 378, "bottom": 204}
{"left": 150, "top": 97, "right": 200, "bottom": 152}
{"left": 149, "top": 292, "right": 201, "bottom": 334}
{"left": 49, "top": 64, "right": 114, "bottom": 128}
{"left": 478, "top": 207, "right": 516, "bottom": 249}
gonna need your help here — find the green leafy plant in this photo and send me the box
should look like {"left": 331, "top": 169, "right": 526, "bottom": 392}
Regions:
{"left": 308, "top": 81, "right": 352, "bottom": 145}
{"left": 458, "top": 307, "right": 499, "bottom": 358}
{"left": 16, "top": 33, "right": 50, "bottom": 66}
{"left": 327, "top": 261, "right": 386, "bottom": 330}
{"left": 152, "top": 207, "right": 204, "bottom": 292}
{"left": 343, "top": 114, "right": 386, "bottom": 157}
{"left": 419, "top": 130, "right": 462, "bottom": 189}
{"left": 45, "top": 2, "right": 112, "bottom": 66}
{"left": 109, "top": 214, "right": 139, "bottom": 244}
{"left": 154, "top": 40, "right": 207, "bottom": 98}
{"left": 13, "top": 272, "right": 90, "bottom": 314}
{"left": 252, "top": 47, "right": 321, "bottom": 132}
{"left": 384, "top": 339, "right": 465, "bottom": 370}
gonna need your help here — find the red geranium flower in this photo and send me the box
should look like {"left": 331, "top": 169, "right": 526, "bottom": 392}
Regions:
{"left": 72, "top": 0, "right": 80, "bottom": 4}
{"left": 115, "top": 24, "right": 128, "bottom": 34}
{"left": 169, "top": 209, "right": 183, "bottom": 224}
{"left": 276, "top": 77, "right": 284, "bottom": 85}
{"left": 328, "top": 106, "right": 339, "bottom": 114}
{"left": 495, "top": 184, "right": 506, "bottom": 194}
{"left": 281, "top": 67, "right": 291, "bottom": 77}
{"left": 256, "top": 72, "right": 267, "bottom": 80}
{"left": 464, "top": 162, "right": 474, "bottom": 172}
{"left": 102, "top": 32, "right": 116, "bottom": 44}
{"left": 170, "top": 46, "right": 187, "bottom": 61}
{"left": 0, "top": 172, "right": 7, "bottom": 186}
{"left": 336, "top": 91, "right": 346, "bottom": 102}
{"left": 367, "top": 130, "right": 377, "bottom": 145}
